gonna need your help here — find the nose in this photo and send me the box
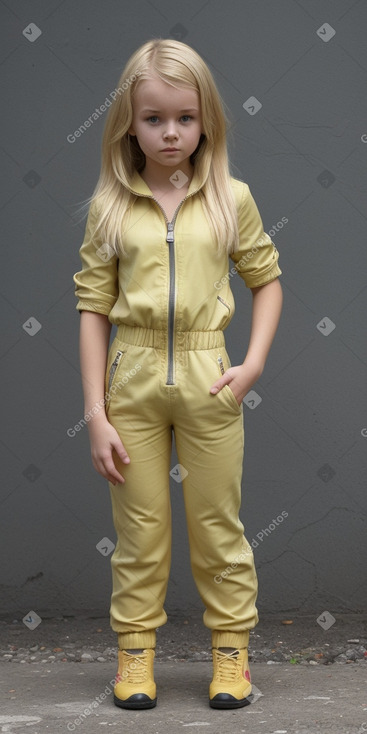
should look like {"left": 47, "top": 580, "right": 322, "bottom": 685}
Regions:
{"left": 163, "top": 122, "right": 179, "bottom": 141}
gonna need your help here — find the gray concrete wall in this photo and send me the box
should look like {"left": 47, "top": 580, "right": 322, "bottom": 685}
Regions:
{"left": 1, "top": 0, "right": 366, "bottom": 622}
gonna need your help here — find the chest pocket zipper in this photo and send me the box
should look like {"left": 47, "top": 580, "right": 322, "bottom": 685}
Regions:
{"left": 217, "top": 295, "right": 231, "bottom": 313}
{"left": 108, "top": 350, "right": 125, "bottom": 392}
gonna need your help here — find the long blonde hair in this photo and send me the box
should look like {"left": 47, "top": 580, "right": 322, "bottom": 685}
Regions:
{"left": 77, "top": 38, "right": 240, "bottom": 257}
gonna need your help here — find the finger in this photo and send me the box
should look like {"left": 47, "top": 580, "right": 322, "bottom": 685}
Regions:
{"left": 112, "top": 438, "right": 130, "bottom": 464}
{"left": 102, "top": 456, "right": 126, "bottom": 485}
{"left": 209, "top": 376, "right": 229, "bottom": 394}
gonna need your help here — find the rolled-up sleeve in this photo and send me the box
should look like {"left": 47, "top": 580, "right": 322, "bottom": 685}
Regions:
{"left": 230, "top": 183, "right": 282, "bottom": 288}
{"left": 73, "top": 200, "right": 119, "bottom": 315}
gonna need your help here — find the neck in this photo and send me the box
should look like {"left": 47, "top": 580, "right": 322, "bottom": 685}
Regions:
{"left": 141, "top": 159, "right": 194, "bottom": 191}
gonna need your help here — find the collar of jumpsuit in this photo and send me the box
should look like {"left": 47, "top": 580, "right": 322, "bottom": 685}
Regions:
{"left": 123, "top": 166, "right": 207, "bottom": 202}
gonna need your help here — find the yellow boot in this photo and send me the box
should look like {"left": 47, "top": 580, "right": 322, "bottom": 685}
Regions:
{"left": 113, "top": 648, "right": 157, "bottom": 709}
{"left": 209, "top": 647, "right": 252, "bottom": 709}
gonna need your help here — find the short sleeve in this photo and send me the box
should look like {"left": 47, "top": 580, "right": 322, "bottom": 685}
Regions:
{"left": 230, "top": 183, "right": 282, "bottom": 288}
{"left": 73, "top": 200, "right": 119, "bottom": 315}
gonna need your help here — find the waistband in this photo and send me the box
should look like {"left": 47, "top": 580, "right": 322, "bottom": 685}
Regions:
{"left": 115, "top": 324, "right": 225, "bottom": 350}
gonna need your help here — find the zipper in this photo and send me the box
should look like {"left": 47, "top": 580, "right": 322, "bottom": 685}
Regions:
{"left": 217, "top": 295, "right": 230, "bottom": 312}
{"left": 217, "top": 354, "right": 225, "bottom": 375}
{"left": 142, "top": 190, "right": 197, "bottom": 386}
{"left": 108, "top": 350, "right": 124, "bottom": 391}
{"left": 166, "top": 221, "right": 176, "bottom": 385}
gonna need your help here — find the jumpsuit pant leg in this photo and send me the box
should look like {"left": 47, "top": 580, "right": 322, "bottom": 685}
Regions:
{"left": 173, "top": 334, "right": 259, "bottom": 651}
{"left": 105, "top": 325, "right": 258, "bottom": 652}
{"left": 105, "top": 328, "right": 173, "bottom": 651}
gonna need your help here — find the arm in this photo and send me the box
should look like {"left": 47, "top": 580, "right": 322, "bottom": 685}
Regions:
{"left": 80, "top": 311, "right": 112, "bottom": 414}
{"left": 210, "top": 278, "right": 283, "bottom": 403}
{"left": 79, "top": 310, "right": 130, "bottom": 484}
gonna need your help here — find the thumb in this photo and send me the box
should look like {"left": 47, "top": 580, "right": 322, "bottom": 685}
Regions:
{"left": 210, "top": 374, "right": 230, "bottom": 394}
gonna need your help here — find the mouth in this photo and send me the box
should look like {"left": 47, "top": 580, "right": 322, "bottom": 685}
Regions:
{"left": 161, "top": 148, "right": 179, "bottom": 152}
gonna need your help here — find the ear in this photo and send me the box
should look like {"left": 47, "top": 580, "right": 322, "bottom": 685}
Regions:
{"left": 128, "top": 125, "right": 136, "bottom": 136}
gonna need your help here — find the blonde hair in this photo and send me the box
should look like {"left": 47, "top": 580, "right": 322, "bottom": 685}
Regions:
{"left": 77, "top": 38, "right": 240, "bottom": 256}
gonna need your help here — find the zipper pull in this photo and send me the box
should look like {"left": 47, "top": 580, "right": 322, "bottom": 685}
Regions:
{"left": 111, "top": 350, "right": 123, "bottom": 367}
{"left": 217, "top": 355, "right": 225, "bottom": 375}
{"left": 166, "top": 222, "right": 174, "bottom": 244}
{"left": 108, "top": 350, "right": 124, "bottom": 391}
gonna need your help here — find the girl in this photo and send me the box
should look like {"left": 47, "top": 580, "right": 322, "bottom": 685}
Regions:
{"left": 73, "top": 38, "right": 283, "bottom": 711}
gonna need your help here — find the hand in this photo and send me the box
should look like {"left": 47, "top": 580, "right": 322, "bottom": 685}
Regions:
{"left": 209, "top": 363, "right": 261, "bottom": 406}
{"left": 88, "top": 416, "right": 130, "bottom": 485}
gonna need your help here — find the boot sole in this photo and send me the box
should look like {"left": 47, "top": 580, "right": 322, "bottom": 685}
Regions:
{"left": 114, "top": 694, "right": 157, "bottom": 710}
{"left": 209, "top": 695, "right": 251, "bottom": 709}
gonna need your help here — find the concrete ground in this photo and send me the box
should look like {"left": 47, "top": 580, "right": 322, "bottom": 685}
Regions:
{"left": 1, "top": 660, "right": 367, "bottom": 734}
{"left": 1, "top": 613, "right": 367, "bottom": 733}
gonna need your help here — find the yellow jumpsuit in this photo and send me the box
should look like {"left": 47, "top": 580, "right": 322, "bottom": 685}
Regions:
{"left": 73, "top": 169, "right": 282, "bottom": 652}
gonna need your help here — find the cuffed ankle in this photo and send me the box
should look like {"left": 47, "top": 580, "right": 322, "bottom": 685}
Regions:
{"left": 211, "top": 629, "right": 250, "bottom": 649}
{"left": 117, "top": 630, "right": 156, "bottom": 650}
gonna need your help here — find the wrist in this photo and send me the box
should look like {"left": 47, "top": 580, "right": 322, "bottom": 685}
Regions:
{"left": 84, "top": 404, "right": 108, "bottom": 424}
{"left": 241, "top": 357, "right": 264, "bottom": 381}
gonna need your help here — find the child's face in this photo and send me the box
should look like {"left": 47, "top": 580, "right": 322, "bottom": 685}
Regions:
{"left": 128, "top": 76, "right": 203, "bottom": 174}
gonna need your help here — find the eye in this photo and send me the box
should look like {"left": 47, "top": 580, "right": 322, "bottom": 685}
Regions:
{"left": 146, "top": 116, "right": 159, "bottom": 123}
{"left": 180, "top": 115, "right": 192, "bottom": 122}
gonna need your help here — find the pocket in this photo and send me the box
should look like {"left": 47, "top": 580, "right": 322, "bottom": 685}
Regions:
{"left": 214, "top": 351, "right": 243, "bottom": 413}
{"left": 223, "top": 383, "right": 242, "bottom": 411}
{"left": 216, "top": 295, "right": 231, "bottom": 329}
{"left": 107, "top": 349, "right": 126, "bottom": 392}
{"left": 217, "top": 294, "right": 231, "bottom": 314}
{"left": 104, "top": 343, "right": 128, "bottom": 412}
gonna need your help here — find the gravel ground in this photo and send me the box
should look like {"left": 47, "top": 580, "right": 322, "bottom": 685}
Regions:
{"left": 1, "top": 611, "right": 366, "bottom": 667}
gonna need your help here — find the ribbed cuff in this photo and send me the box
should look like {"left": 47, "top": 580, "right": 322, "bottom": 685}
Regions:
{"left": 118, "top": 630, "right": 156, "bottom": 650}
{"left": 211, "top": 629, "right": 250, "bottom": 649}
